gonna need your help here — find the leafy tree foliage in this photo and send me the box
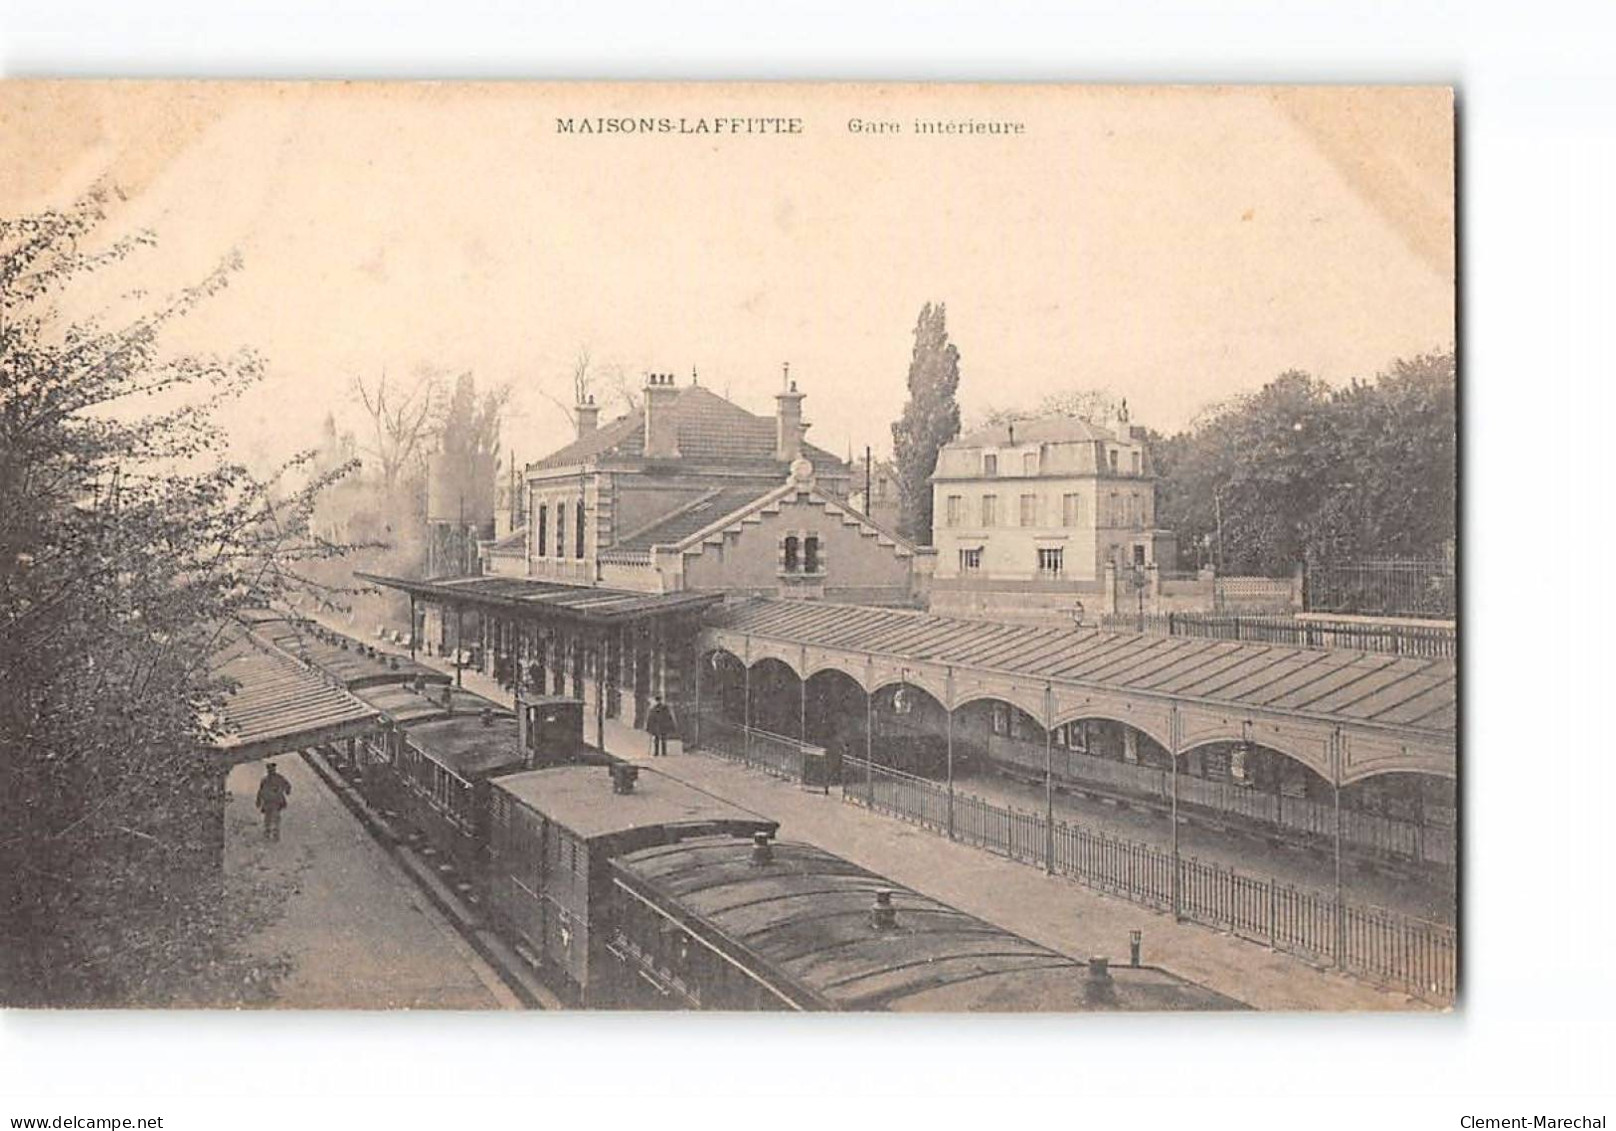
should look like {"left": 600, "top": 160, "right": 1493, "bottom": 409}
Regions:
{"left": 0, "top": 190, "right": 352, "bottom": 1005}
{"left": 890, "top": 302, "right": 962, "bottom": 544}
{"left": 1154, "top": 353, "right": 1456, "bottom": 575}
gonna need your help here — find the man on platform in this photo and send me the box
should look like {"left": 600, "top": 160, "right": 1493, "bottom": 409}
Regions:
{"left": 256, "top": 762, "right": 292, "bottom": 842}
{"left": 646, "top": 697, "right": 677, "bottom": 758}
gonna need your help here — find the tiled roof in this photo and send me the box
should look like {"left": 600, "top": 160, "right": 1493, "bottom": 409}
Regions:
{"left": 534, "top": 385, "right": 846, "bottom": 474}
{"left": 705, "top": 599, "right": 1457, "bottom": 740}
{"left": 616, "top": 485, "right": 777, "bottom": 551}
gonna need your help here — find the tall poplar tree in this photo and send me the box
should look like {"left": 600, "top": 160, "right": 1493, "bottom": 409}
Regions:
{"left": 890, "top": 302, "right": 962, "bottom": 544}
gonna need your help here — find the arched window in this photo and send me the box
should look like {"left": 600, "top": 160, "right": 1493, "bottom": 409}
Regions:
{"left": 803, "top": 536, "right": 820, "bottom": 574}
{"left": 575, "top": 500, "right": 586, "bottom": 558}
{"left": 536, "top": 504, "right": 548, "bottom": 557}
{"left": 783, "top": 535, "right": 800, "bottom": 573}
{"left": 555, "top": 504, "right": 566, "bottom": 559}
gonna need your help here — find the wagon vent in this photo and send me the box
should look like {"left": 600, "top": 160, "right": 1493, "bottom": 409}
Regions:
{"left": 750, "top": 831, "right": 774, "bottom": 866}
{"left": 610, "top": 763, "right": 640, "bottom": 795}
{"left": 870, "top": 889, "right": 898, "bottom": 930}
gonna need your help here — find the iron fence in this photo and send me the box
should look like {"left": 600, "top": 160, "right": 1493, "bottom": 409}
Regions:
{"left": 692, "top": 711, "right": 823, "bottom": 785}
{"left": 1306, "top": 558, "right": 1456, "bottom": 619}
{"left": 1099, "top": 611, "right": 1455, "bottom": 659}
{"left": 839, "top": 757, "right": 1456, "bottom": 1004}
{"left": 988, "top": 738, "right": 1456, "bottom": 868}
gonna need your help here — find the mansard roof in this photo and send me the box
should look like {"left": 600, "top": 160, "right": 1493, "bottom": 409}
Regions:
{"left": 951, "top": 416, "right": 1119, "bottom": 449}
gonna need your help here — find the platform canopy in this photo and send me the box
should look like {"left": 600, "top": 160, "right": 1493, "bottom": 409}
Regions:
{"left": 357, "top": 572, "right": 722, "bottom": 624}
{"left": 701, "top": 598, "right": 1457, "bottom": 785}
{"left": 208, "top": 631, "right": 379, "bottom": 767}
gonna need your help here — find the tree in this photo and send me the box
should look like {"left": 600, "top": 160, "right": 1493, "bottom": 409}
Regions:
{"left": 1151, "top": 352, "right": 1456, "bottom": 576}
{"left": 352, "top": 367, "right": 442, "bottom": 493}
{"left": 891, "top": 302, "right": 962, "bottom": 544}
{"left": 0, "top": 189, "right": 354, "bottom": 1005}
{"left": 977, "top": 387, "right": 1120, "bottom": 430}
{"left": 428, "top": 371, "right": 512, "bottom": 574}
{"left": 539, "top": 346, "right": 639, "bottom": 426}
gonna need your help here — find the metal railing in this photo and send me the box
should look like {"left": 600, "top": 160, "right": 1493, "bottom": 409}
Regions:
{"left": 1307, "top": 558, "right": 1456, "bottom": 619}
{"left": 1099, "top": 611, "right": 1455, "bottom": 659}
{"left": 988, "top": 739, "right": 1456, "bottom": 868}
{"left": 839, "top": 757, "right": 1455, "bottom": 1004}
{"left": 692, "top": 712, "right": 825, "bottom": 785}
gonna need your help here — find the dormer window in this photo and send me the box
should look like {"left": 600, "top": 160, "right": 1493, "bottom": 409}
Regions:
{"left": 1108, "top": 449, "right": 1119, "bottom": 473}
{"left": 982, "top": 453, "right": 998, "bottom": 477}
{"left": 1022, "top": 451, "right": 1038, "bottom": 476}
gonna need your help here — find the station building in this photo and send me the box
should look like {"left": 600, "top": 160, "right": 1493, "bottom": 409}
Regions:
{"left": 366, "top": 368, "right": 922, "bottom": 739}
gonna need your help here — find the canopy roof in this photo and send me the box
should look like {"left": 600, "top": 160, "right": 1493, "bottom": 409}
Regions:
{"left": 358, "top": 572, "right": 723, "bottom": 623}
{"left": 209, "top": 631, "right": 378, "bottom": 765}
{"left": 706, "top": 599, "right": 1457, "bottom": 740}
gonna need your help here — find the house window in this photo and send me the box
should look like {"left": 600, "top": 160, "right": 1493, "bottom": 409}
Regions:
{"left": 1019, "top": 493, "right": 1038, "bottom": 527}
{"left": 1108, "top": 492, "right": 1120, "bottom": 526}
{"left": 982, "top": 453, "right": 998, "bottom": 477}
{"left": 536, "top": 504, "right": 548, "bottom": 557}
{"left": 959, "top": 548, "right": 981, "bottom": 573}
{"left": 980, "top": 495, "right": 998, "bottom": 527}
{"left": 945, "top": 495, "right": 962, "bottom": 527}
{"left": 575, "top": 500, "right": 586, "bottom": 558}
{"left": 1062, "top": 493, "right": 1083, "bottom": 527}
{"left": 783, "top": 535, "right": 800, "bottom": 572}
{"left": 992, "top": 703, "right": 1008, "bottom": 735}
{"left": 1131, "top": 451, "right": 1142, "bottom": 475}
{"left": 803, "top": 536, "right": 820, "bottom": 574}
{"left": 1038, "top": 547, "right": 1064, "bottom": 577}
{"left": 1023, "top": 451, "right": 1038, "bottom": 475}
{"left": 1133, "top": 543, "right": 1147, "bottom": 566}
{"left": 555, "top": 504, "right": 566, "bottom": 558}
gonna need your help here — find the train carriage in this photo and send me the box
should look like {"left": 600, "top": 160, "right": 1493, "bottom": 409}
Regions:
{"left": 605, "top": 836, "right": 1244, "bottom": 1012}
{"left": 483, "top": 764, "right": 778, "bottom": 1006}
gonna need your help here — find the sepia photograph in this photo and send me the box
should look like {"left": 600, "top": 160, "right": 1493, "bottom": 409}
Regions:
{"left": 0, "top": 81, "right": 1457, "bottom": 1017}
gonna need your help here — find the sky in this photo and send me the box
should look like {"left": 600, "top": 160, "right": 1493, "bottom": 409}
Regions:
{"left": 0, "top": 82, "right": 1455, "bottom": 472}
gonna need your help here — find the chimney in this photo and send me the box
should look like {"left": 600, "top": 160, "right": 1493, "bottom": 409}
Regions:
{"left": 609, "top": 762, "right": 640, "bottom": 794}
{"left": 575, "top": 394, "right": 599, "bottom": 440}
{"left": 776, "top": 362, "right": 807, "bottom": 463}
{"left": 750, "top": 830, "right": 774, "bottom": 867}
{"left": 869, "top": 888, "right": 898, "bottom": 930}
{"left": 642, "top": 372, "right": 681, "bottom": 459}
